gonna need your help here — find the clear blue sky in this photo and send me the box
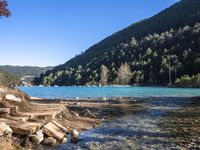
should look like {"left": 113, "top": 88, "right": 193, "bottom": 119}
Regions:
{"left": 0, "top": 0, "right": 179, "bottom": 67}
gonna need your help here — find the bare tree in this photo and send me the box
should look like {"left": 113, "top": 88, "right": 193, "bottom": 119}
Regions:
{"left": 115, "top": 62, "right": 132, "bottom": 85}
{"left": 100, "top": 65, "right": 109, "bottom": 86}
{"left": 168, "top": 56, "right": 172, "bottom": 86}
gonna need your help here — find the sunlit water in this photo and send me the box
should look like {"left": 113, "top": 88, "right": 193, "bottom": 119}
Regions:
{"left": 18, "top": 86, "right": 200, "bottom": 149}
{"left": 18, "top": 86, "right": 200, "bottom": 99}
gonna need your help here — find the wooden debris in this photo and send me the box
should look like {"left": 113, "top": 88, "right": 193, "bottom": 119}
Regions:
{"left": 42, "top": 121, "right": 68, "bottom": 142}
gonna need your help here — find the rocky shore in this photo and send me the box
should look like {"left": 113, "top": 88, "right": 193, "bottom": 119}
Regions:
{"left": 0, "top": 85, "right": 100, "bottom": 149}
{"left": 0, "top": 85, "right": 144, "bottom": 150}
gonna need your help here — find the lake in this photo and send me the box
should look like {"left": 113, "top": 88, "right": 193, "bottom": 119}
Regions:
{"left": 18, "top": 86, "right": 200, "bottom": 99}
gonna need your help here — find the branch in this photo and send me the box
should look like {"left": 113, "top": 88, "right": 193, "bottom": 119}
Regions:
{"left": 0, "top": 0, "right": 11, "bottom": 17}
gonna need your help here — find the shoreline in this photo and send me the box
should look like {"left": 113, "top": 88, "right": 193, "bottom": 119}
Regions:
{"left": 20, "top": 84, "right": 200, "bottom": 89}
{"left": 1, "top": 84, "right": 199, "bottom": 149}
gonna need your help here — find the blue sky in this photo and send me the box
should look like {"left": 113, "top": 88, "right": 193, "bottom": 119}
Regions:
{"left": 0, "top": 0, "right": 179, "bottom": 67}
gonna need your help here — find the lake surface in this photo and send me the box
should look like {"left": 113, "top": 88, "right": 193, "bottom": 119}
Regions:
{"left": 18, "top": 86, "right": 200, "bottom": 99}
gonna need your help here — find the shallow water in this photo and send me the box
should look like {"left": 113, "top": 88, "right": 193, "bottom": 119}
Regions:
{"left": 52, "top": 97, "right": 200, "bottom": 150}
{"left": 18, "top": 87, "right": 200, "bottom": 149}
{"left": 18, "top": 86, "right": 200, "bottom": 99}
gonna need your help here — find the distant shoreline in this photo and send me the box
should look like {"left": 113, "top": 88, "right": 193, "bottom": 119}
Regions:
{"left": 20, "top": 84, "right": 200, "bottom": 89}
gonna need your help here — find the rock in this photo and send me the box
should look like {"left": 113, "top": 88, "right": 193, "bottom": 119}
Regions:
{"left": 5, "top": 94, "right": 22, "bottom": 102}
{"left": 29, "top": 134, "right": 44, "bottom": 144}
{"left": 0, "top": 122, "right": 13, "bottom": 136}
{"left": 43, "top": 137, "right": 57, "bottom": 146}
{"left": 0, "top": 108, "right": 11, "bottom": 114}
{"left": 71, "top": 111, "right": 79, "bottom": 117}
{"left": 35, "top": 130, "right": 44, "bottom": 144}
{"left": 102, "top": 97, "right": 107, "bottom": 100}
{"left": 29, "top": 131, "right": 44, "bottom": 145}
{"left": 42, "top": 121, "right": 68, "bottom": 142}
{"left": 72, "top": 102, "right": 80, "bottom": 105}
{"left": 82, "top": 109, "right": 96, "bottom": 118}
{"left": 61, "top": 137, "right": 68, "bottom": 144}
{"left": 9, "top": 121, "right": 41, "bottom": 135}
{"left": 71, "top": 129, "right": 79, "bottom": 143}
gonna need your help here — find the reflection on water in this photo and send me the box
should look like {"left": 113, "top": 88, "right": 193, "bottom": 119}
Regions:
{"left": 54, "top": 97, "right": 200, "bottom": 150}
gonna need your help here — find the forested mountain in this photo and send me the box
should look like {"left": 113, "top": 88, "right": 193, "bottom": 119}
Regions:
{"left": 34, "top": 0, "right": 200, "bottom": 86}
{"left": 0, "top": 66, "right": 53, "bottom": 78}
{"left": 0, "top": 69, "right": 21, "bottom": 86}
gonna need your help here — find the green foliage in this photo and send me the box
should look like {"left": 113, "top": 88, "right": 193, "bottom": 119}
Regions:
{"left": 175, "top": 74, "right": 200, "bottom": 87}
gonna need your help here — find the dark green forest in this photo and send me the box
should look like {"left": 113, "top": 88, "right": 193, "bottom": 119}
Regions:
{"left": 33, "top": 0, "right": 200, "bottom": 87}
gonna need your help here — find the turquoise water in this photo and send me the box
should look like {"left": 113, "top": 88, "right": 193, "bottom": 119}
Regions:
{"left": 18, "top": 86, "right": 200, "bottom": 99}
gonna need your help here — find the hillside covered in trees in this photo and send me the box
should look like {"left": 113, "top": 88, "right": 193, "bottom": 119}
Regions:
{"left": 0, "top": 66, "right": 53, "bottom": 78}
{"left": 33, "top": 0, "right": 200, "bottom": 86}
{"left": 0, "top": 66, "right": 53, "bottom": 85}
{"left": 0, "top": 69, "right": 21, "bottom": 86}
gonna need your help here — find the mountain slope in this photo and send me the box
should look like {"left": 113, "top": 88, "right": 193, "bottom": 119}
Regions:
{"left": 62, "top": 0, "right": 200, "bottom": 68}
{"left": 34, "top": 0, "right": 200, "bottom": 86}
{"left": 0, "top": 66, "right": 53, "bottom": 78}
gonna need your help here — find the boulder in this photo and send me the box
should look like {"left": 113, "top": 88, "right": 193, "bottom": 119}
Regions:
{"left": 43, "top": 137, "right": 57, "bottom": 146}
{"left": 5, "top": 94, "right": 22, "bottom": 102}
{"left": 71, "top": 129, "right": 79, "bottom": 143}
{"left": 0, "top": 122, "right": 13, "bottom": 136}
